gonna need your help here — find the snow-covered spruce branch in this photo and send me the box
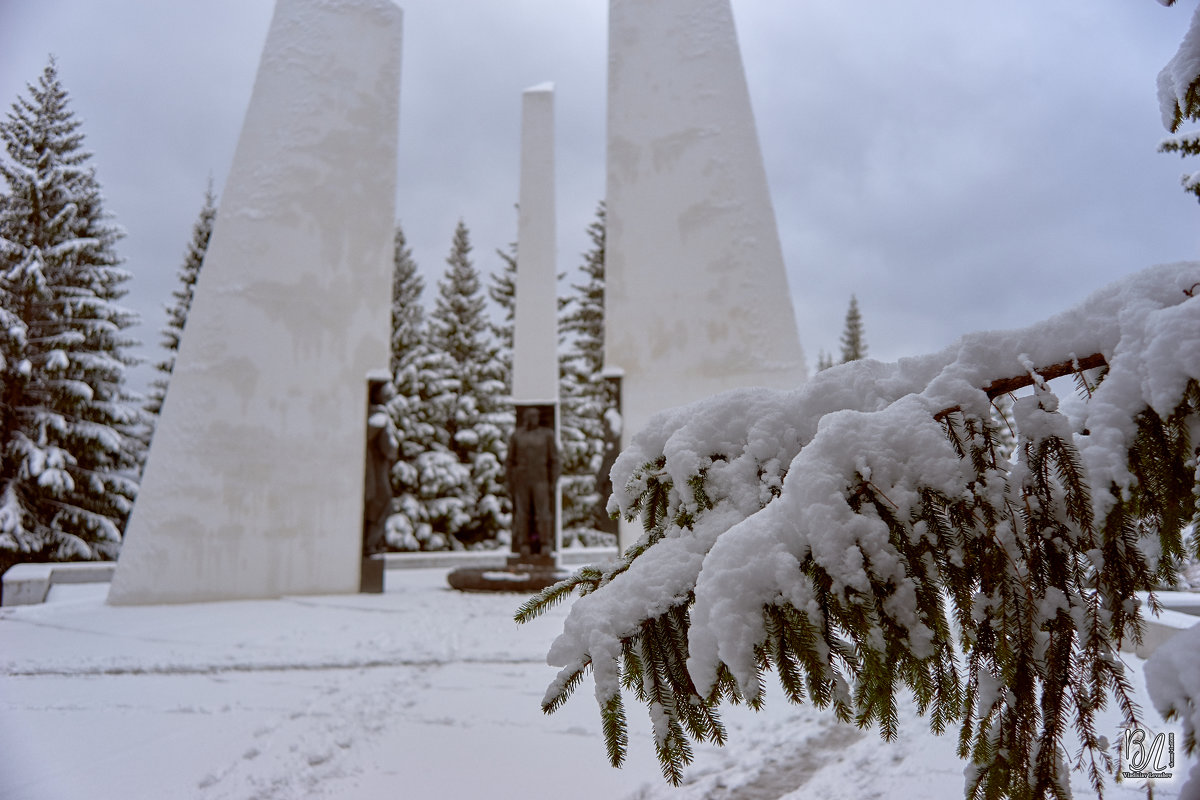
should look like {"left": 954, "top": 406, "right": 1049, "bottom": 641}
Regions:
{"left": 1158, "top": 0, "right": 1200, "bottom": 200}
{"left": 519, "top": 263, "right": 1200, "bottom": 798}
{"left": 1160, "top": 130, "right": 1200, "bottom": 158}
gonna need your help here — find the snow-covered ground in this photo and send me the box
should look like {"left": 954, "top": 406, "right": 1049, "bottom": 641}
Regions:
{"left": 0, "top": 568, "right": 1188, "bottom": 799}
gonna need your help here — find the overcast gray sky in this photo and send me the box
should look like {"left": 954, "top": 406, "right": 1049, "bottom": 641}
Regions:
{"left": 1, "top": 0, "right": 1198, "bottom": 395}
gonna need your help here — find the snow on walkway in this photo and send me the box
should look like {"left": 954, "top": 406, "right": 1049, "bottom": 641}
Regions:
{"left": 0, "top": 568, "right": 1187, "bottom": 799}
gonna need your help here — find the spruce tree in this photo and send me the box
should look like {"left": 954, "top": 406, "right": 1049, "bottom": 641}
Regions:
{"left": 386, "top": 224, "right": 439, "bottom": 551}
{"left": 423, "top": 221, "right": 509, "bottom": 547}
{"left": 838, "top": 294, "right": 867, "bottom": 363}
{"left": 488, "top": 241, "right": 516, "bottom": 394}
{"left": 390, "top": 225, "right": 423, "bottom": 377}
{"left": 0, "top": 58, "right": 141, "bottom": 567}
{"left": 558, "top": 204, "right": 616, "bottom": 541}
{"left": 144, "top": 181, "right": 216, "bottom": 418}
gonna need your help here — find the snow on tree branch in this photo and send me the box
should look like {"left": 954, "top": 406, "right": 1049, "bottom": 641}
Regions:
{"left": 1158, "top": 2, "right": 1200, "bottom": 131}
{"left": 524, "top": 261, "right": 1200, "bottom": 797}
{"left": 1144, "top": 621, "right": 1200, "bottom": 792}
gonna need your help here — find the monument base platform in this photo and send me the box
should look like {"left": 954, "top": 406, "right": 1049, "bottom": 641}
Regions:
{"left": 360, "top": 556, "right": 384, "bottom": 594}
{"left": 447, "top": 555, "right": 568, "bottom": 593}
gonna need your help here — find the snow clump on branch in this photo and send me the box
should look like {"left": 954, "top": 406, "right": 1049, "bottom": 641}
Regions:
{"left": 527, "top": 261, "right": 1200, "bottom": 797}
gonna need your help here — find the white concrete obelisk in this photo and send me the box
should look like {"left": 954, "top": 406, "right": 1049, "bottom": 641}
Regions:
{"left": 512, "top": 84, "right": 558, "bottom": 407}
{"left": 109, "top": 0, "right": 403, "bottom": 604}
{"left": 510, "top": 84, "right": 562, "bottom": 556}
{"left": 605, "top": 0, "right": 808, "bottom": 550}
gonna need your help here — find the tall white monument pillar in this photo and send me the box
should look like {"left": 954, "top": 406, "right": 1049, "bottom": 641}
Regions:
{"left": 512, "top": 84, "right": 559, "bottom": 407}
{"left": 605, "top": 0, "right": 808, "bottom": 550}
{"left": 450, "top": 84, "right": 562, "bottom": 591}
{"left": 109, "top": 0, "right": 403, "bottom": 604}
{"left": 511, "top": 84, "right": 561, "bottom": 557}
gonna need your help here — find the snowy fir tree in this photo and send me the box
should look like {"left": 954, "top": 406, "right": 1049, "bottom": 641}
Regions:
{"left": 144, "top": 180, "right": 216, "bottom": 418}
{"left": 0, "top": 59, "right": 142, "bottom": 570}
{"left": 389, "top": 225, "right": 423, "bottom": 380}
{"left": 520, "top": 262, "right": 1200, "bottom": 799}
{"left": 383, "top": 224, "right": 443, "bottom": 551}
{"left": 838, "top": 294, "right": 867, "bottom": 363}
{"left": 421, "top": 221, "right": 509, "bottom": 547}
{"left": 812, "top": 296, "right": 865, "bottom": 372}
{"left": 558, "top": 204, "right": 617, "bottom": 542}
{"left": 488, "top": 240, "right": 516, "bottom": 394}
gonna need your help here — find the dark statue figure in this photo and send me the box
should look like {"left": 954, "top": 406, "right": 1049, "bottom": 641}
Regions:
{"left": 506, "top": 406, "right": 560, "bottom": 557}
{"left": 363, "top": 378, "right": 399, "bottom": 556}
{"left": 447, "top": 405, "right": 566, "bottom": 593}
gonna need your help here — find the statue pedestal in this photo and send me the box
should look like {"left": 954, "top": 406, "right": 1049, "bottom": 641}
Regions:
{"left": 507, "top": 553, "right": 554, "bottom": 570}
{"left": 359, "top": 556, "right": 384, "bottom": 594}
{"left": 446, "top": 555, "right": 567, "bottom": 593}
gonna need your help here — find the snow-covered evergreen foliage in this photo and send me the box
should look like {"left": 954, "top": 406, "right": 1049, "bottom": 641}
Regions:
{"left": 144, "top": 181, "right": 216, "bottom": 418}
{"left": 520, "top": 263, "right": 1200, "bottom": 799}
{"left": 384, "top": 224, "right": 442, "bottom": 551}
{"left": 421, "top": 221, "right": 509, "bottom": 547}
{"left": 1157, "top": 0, "right": 1200, "bottom": 199}
{"left": 0, "top": 59, "right": 142, "bottom": 566}
{"left": 558, "top": 204, "right": 616, "bottom": 543}
{"left": 1145, "top": 610, "right": 1200, "bottom": 796}
{"left": 390, "top": 226, "right": 423, "bottom": 381}
{"left": 488, "top": 241, "right": 516, "bottom": 394}
{"left": 839, "top": 294, "right": 867, "bottom": 363}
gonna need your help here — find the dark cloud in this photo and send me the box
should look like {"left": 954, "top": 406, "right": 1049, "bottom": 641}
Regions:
{"left": 0, "top": 0, "right": 1195, "bottom": 393}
